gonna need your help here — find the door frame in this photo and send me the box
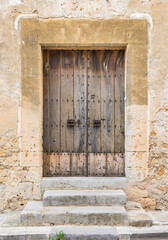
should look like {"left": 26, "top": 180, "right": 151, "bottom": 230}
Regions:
{"left": 19, "top": 18, "right": 148, "bottom": 183}
{"left": 43, "top": 49, "right": 125, "bottom": 177}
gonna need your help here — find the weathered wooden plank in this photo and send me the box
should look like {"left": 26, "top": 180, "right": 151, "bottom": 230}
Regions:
{"left": 49, "top": 51, "right": 61, "bottom": 152}
{"left": 54, "top": 153, "right": 60, "bottom": 176}
{"left": 88, "top": 153, "right": 94, "bottom": 176}
{"left": 73, "top": 50, "right": 87, "bottom": 153}
{"left": 59, "top": 153, "right": 71, "bottom": 176}
{"left": 117, "top": 153, "right": 125, "bottom": 176}
{"left": 79, "top": 153, "right": 87, "bottom": 176}
{"left": 96, "top": 153, "right": 106, "bottom": 176}
{"left": 107, "top": 153, "right": 118, "bottom": 176}
{"left": 71, "top": 153, "right": 87, "bottom": 176}
{"left": 43, "top": 50, "right": 50, "bottom": 152}
{"left": 100, "top": 50, "right": 115, "bottom": 153}
{"left": 43, "top": 153, "right": 60, "bottom": 176}
{"left": 106, "top": 153, "right": 114, "bottom": 176}
{"left": 71, "top": 153, "right": 78, "bottom": 175}
{"left": 43, "top": 153, "right": 55, "bottom": 176}
{"left": 87, "top": 50, "right": 101, "bottom": 153}
{"left": 49, "top": 153, "right": 57, "bottom": 176}
{"left": 114, "top": 50, "right": 125, "bottom": 153}
{"left": 43, "top": 152, "right": 50, "bottom": 177}
{"left": 88, "top": 153, "right": 106, "bottom": 176}
{"left": 107, "top": 153, "right": 125, "bottom": 176}
{"left": 61, "top": 51, "right": 74, "bottom": 152}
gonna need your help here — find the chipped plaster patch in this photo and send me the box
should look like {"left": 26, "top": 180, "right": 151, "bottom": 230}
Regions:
{"left": 9, "top": 0, "right": 22, "bottom": 5}
{"left": 14, "top": 14, "right": 38, "bottom": 31}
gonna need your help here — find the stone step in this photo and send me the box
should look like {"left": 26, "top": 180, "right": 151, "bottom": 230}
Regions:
{"left": 42, "top": 177, "right": 126, "bottom": 190}
{"left": 1, "top": 225, "right": 168, "bottom": 240}
{"left": 43, "top": 189, "right": 126, "bottom": 206}
{"left": 20, "top": 201, "right": 128, "bottom": 226}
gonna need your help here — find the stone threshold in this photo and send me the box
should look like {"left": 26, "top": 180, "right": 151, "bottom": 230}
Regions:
{"left": 42, "top": 177, "right": 127, "bottom": 190}
{"left": 0, "top": 225, "right": 168, "bottom": 240}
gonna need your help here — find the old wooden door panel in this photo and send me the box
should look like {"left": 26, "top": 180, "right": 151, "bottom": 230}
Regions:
{"left": 73, "top": 51, "right": 87, "bottom": 153}
{"left": 88, "top": 153, "right": 106, "bottom": 176}
{"left": 49, "top": 51, "right": 61, "bottom": 152}
{"left": 43, "top": 50, "right": 50, "bottom": 153}
{"left": 71, "top": 153, "right": 87, "bottom": 176}
{"left": 100, "top": 50, "right": 115, "bottom": 153}
{"left": 59, "top": 153, "right": 71, "bottom": 176}
{"left": 88, "top": 50, "right": 101, "bottom": 153}
{"left": 43, "top": 50, "right": 61, "bottom": 153}
{"left": 88, "top": 153, "right": 124, "bottom": 176}
{"left": 61, "top": 51, "right": 74, "bottom": 153}
{"left": 106, "top": 153, "right": 124, "bottom": 176}
{"left": 43, "top": 50, "right": 125, "bottom": 177}
{"left": 114, "top": 51, "right": 125, "bottom": 153}
{"left": 43, "top": 153, "right": 60, "bottom": 177}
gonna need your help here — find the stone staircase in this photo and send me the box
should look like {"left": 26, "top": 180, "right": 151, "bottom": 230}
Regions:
{"left": 20, "top": 177, "right": 128, "bottom": 226}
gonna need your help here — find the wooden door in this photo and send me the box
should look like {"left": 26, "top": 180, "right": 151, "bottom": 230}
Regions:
{"left": 43, "top": 50, "right": 125, "bottom": 177}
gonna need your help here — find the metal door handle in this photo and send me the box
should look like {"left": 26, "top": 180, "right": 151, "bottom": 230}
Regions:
{"left": 67, "top": 119, "right": 81, "bottom": 127}
{"left": 67, "top": 119, "right": 75, "bottom": 127}
{"left": 93, "top": 120, "right": 101, "bottom": 127}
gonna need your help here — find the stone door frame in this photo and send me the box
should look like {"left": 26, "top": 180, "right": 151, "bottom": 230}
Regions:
{"left": 19, "top": 18, "right": 148, "bottom": 182}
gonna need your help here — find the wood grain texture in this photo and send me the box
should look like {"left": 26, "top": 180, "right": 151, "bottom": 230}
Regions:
{"left": 43, "top": 152, "right": 50, "bottom": 176}
{"left": 59, "top": 153, "right": 71, "bottom": 176}
{"left": 88, "top": 50, "right": 101, "bottom": 153}
{"left": 71, "top": 153, "right": 87, "bottom": 176}
{"left": 100, "top": 51, "right": 115, "bottom": 153}
{"left": 49, "top": 51, "right": 61, "bottom": 152}
{"left": 114, "top": 50, "right": 125, "bottom": 153}
{"left": 61, "top": 50, "right": 74, "bottom": 152}
{"left": 107, "top": 153, "right": 124, "bottom": 176}
{"left": 43, "top": 50, "right": 50, "bottom": 152}
{"left": 74, "top": 51, "right": 87, "bottom": 153}
{"left": 88, "top": 153, "right": 106, "bottom": 176}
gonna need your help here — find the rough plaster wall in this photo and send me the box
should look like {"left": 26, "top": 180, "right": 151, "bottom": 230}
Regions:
{"left": 0, "top": 0, "right": 168, "bottom": 211}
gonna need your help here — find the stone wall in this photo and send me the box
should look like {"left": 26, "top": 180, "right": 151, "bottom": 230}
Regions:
{"left": 0, "top": 0, "right": 168, "bottom": 211}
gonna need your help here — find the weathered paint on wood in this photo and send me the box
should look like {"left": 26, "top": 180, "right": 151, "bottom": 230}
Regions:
{"left": 43, "top": 50, "right": 125, "bottom": 177}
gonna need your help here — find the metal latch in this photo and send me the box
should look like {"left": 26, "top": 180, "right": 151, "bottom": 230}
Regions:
{"left": 67, "top": 119, "right": 75, "bottom": 127}
{"left": 93, "top": 120, "right": 101, "bottom": 127}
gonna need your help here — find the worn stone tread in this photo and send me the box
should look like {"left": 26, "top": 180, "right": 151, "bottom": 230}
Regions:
{"left": 1, "top": 226, "right": 168, "bottom": 240}
{"left": 20, "top": 201, "right": 128, "bottom": 226}
{"left": 127, "top": 210, "right": 153, "bottom": 227}
{"left": 43, "top": 189, "right": 126, "bottom": 206}
{"left": 42, "top": 177, "right": 126, "bottom": 190}
{"left": 116, "top": 226, "right": 168, "bottom": 239}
